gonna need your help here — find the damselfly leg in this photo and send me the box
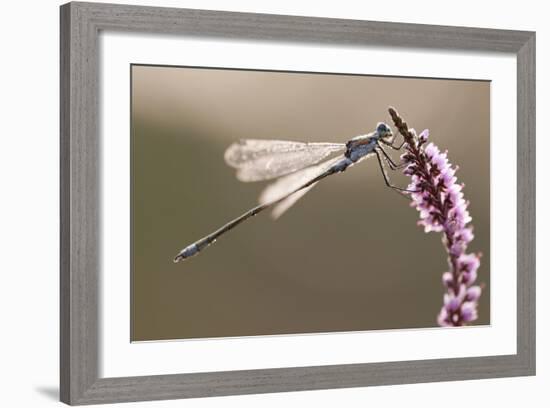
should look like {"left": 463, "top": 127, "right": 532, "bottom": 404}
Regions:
{"left": 377, "top": 144, "right": 408, "bottom": 170}
{"left": 374, "top": 148, "right": 419, "bottom": 195}
{"left": 381, "top": 133, "right": 406, "bottom": 151}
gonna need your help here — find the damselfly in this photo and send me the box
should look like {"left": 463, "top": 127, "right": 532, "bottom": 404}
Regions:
{"left": 174, "top": 122, "right": 412, "bottom": 263}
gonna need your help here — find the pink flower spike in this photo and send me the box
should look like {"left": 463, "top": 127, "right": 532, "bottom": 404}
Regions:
{"left": 389, "top": 107, "right": 483, "bottom": 327}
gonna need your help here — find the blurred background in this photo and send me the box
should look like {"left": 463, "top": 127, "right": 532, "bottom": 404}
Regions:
{"left": 131, "top": 65, "right": 490, "bottom": 341}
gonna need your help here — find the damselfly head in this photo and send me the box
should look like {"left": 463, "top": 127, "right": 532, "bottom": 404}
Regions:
{"left": 376, "top": 122, "right": 393, "bottom": 140}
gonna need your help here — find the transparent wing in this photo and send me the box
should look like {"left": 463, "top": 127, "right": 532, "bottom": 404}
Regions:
{"left": 259, "top": 156, "right": 345, "bottom": 219}
{"left": 269, "top": 186, "right": 315, "bottom": 220}
{"left": 224, "top": 139, "right": 345, "bottom": 182}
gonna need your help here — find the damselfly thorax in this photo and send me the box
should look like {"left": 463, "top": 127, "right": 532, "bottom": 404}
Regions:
{"left": 174, "top": 122, "right": 412, "bottom": 263}
{"left": 345, "top": 133, "right": 382, "bottom": 162}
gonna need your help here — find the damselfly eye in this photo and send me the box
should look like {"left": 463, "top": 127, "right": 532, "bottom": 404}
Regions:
{"left": 376, "top": 122, "right": 392, "bottom": 138}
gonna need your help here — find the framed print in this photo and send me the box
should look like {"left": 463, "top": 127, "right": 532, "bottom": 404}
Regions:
{"left": 60, "top": 1, "right": 535, "bottom": 405}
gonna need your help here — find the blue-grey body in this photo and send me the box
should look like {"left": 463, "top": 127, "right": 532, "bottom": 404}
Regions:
{"left": 319, "top": 133, "right": 381, "bottom": 178}
{"left": 174, "top": 122, "right": 397, "bottom": 263}
{"left": 346, "top": 134, "right": 379, "bottom": 161}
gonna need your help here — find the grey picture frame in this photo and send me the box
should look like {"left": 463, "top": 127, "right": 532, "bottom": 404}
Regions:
{"left": 60, "top": 1, "right": 536, "bottom": 405}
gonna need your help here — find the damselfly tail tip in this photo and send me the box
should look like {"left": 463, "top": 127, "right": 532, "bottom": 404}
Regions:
{"left": 173, "top": 243, "right": 200, "bottom": 263}
{"left": 173, "top": 252, "right": 191, "bottom": 263}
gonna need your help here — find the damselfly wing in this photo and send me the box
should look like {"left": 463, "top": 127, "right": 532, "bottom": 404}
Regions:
{"left": 224, "top": 139, "right": 345, "bottom": 182}
{"left": 258, "top": 155, "right": 347, "bottom": 219}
